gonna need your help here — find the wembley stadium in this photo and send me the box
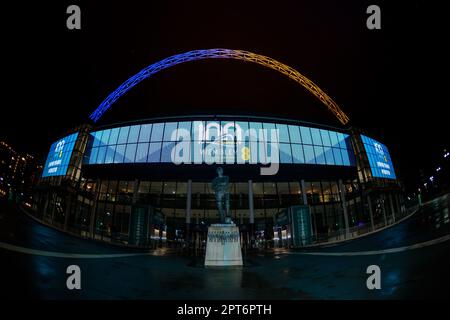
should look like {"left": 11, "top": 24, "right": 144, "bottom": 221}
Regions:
{"left": 30, "top": 49, "right": 405, "bottom": 249}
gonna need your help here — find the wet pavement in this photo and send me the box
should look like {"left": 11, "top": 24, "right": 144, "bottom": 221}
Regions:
{"left": 0, "top": 194, "right": 449, "bottom": 299}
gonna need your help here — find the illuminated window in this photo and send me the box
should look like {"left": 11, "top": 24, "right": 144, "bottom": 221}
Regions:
{"left": 83, "top": 121, "right": 356, "bottom": 168}
{"left": 333, "top": 148, "right": 343, "bottom": 165}
{"left": 235, "top": 121, "right": 249, "bottom": 141}
{"left": 177, "top": 122, "right": 192, "bottom": 139}
{"left": 320, "top": 129, "right": 332, "bottom": 147}
{"left": 329, "top": 131, "right": 339, "bottom": 148}
{"left": 148, "top": 142, "right": 162, "bottom": 162}
{"left": 323, "top": 146, "right": 335, "bottom": 165}
{"left": 249, "top": 122, "right": 263, "bottom": 142}
{"left": 118, "top": 126, "right": 130, "bottom": 144}
{"left": 314, "top": 146, "right": 326, "bottom": 164}
{"left": 310, "top": 128, "right": 323, "bottom": 146}
{"left": 174, "top": 140, "right": 191, "bottom": 163}
{"left": 192, "top": 121, "right": 205, "bottom": 141}
{"left": 89, "top": 147, "right": 99, "bottom": 164}
{"left": 300, "top": 126, "right": 313, "bottom": 145}
{"left": 336, "top": 132, "right": 347, "bottom": 149}
{"left": 276, "top": 124, "right": 290, "bottom": 143}
{"left": 138, "top": 124, "right": 152, "bottom": 143}
{"left": 124, "top": 144, "right": 137, "bottom": 163}
{"left": 108, "top": 128, "right": 120, "bottom": 145}
{"left": 341, "top": 149, "right": 350, "bottom": 166}
{"left": 135, "top": 143, "right": 149, "bottom": 163}
{"left": 279, "top": 143, "right": 293, "bottom": 163}
{"left": 262, "top": 123, "right": 276, "bottom": 143}
{"left": 191, "top": 141, "right": 204, "bottom": 164}
{"left": 258, "top": 141, "right": 268, "bottom": 163}
{"left": 92, "top": 131, "right": 103, "bottom": 147}
{"left": 161, "top": 141, "right": 176, "bottom": 162}
{"left": 163, "top": 122, "right": 178, "bottom": 142}
{"left": 205, "top": 121, "right": 221, "bottom": 141}
{"left": 127, "top": 125, "right": 141, "bottom": 144}
{"left": 96, "top": 146, "right": 107, "bottom": 164}
{"left": 291, "top": 144, "right": 305, "bottom": 163}
{"left": 151, "top": 123, "right": 164, "bottom": 142}
{"left": 100, "top": 129, "right": 111, "bottom": 146}
{"left": 104, "top": 145, "right": 116, "bottom": 164}
{"left": 288, "top": 125, "right": 301, "bottom": 144}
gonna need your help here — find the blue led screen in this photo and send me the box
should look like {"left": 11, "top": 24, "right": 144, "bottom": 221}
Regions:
{"left": 361, "top": 135, "right": 396, "bottom": 179}
{"left": 85, "top": 121, "right": 356, "bottom": 167}
{"left": 42, "top": 133, "right": 79, "bottom": 177}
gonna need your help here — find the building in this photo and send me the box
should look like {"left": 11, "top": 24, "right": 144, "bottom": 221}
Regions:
{"left": 0, "top": 140, "right": 40, "bottom": 201}
{"left": 30, "top": 49, "right": 406, "bottom": 249}
{"left": 31, "top": 115, "right": 406, "bottom": 248}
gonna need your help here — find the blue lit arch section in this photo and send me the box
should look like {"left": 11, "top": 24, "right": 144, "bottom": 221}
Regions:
{"left": 89, "top": 49, "right": 350, "bottom": 125}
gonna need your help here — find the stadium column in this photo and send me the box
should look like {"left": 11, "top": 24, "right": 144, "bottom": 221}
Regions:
{"left": 186, "top": 179, "right": 192, "bottom": 242}
{"left": 381, "top": 194, "right": 388, "bottom": 226}
{"left": 301, "top": 179, "right": 313, "bottom": 237}
{"left": 301, "top": 180, "right": 308, "bottom": 205}
{"left": 389, "top": 194, "right": 396, "bottom": 222}
{"left": 132, "top": 179, "right": 139, "bottom": 203}
{"left": 147, "top": 206, "right": 154, "bottom": 246}
{"left": 339, "top": 179, "right": 350, "bottom": 238}
{"left": 367, "top": 194, "right": 375, "bottom": 231}
{"left": 63, "top": 195, "right": 72, "bottom": 231}
{"left": 248, "top": 180, "right": 255, "bottom": 243}
{"left": 42, "top": 193, "right": 49, "bottom": 221}
{"left": 89, "top": 179, "right": 102, "bottom": 238}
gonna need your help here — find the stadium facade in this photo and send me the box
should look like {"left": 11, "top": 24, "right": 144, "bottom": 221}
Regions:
{"left": 30, "top": 49, "right": 406, "bottom": 248}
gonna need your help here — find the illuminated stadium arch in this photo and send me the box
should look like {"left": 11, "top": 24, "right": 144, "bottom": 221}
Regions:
{"left": 89, "top": 48, "right": 350, "bottom": 125}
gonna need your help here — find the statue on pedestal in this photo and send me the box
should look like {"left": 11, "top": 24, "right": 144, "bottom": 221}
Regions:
{"left": 205, "top": 167, "right": 243, "bottom": 266}
{"left": 211, "top": 167, "right": 230, "bottom": 224}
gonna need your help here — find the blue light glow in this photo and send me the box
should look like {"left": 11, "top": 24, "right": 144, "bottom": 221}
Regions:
{"left": 85, "top": 121, "right": 355, "bottom": 167}
{"left": 42, "top": 133, "right": 79, "bottom": 177}
{"left": 361, "top": 135, "right": 396, "bottom": 179}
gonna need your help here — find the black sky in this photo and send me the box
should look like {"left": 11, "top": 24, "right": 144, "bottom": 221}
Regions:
{"left": 1, "top": 0, "right": 448, "bottom": 191}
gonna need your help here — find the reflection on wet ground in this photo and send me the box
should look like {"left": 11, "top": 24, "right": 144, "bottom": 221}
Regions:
{"left": 0, "top": 194, "right": 449, "bottom": 299}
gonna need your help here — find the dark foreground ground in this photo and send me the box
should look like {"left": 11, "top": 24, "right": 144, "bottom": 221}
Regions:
{"left": 0, "top": 194, "right": 449, "bottom": 299}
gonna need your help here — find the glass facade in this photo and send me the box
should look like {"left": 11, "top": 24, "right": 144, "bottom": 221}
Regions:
{"left": 34, "top": 175, "right": 378, "bottom": 247}
{"left": 85, "top": 120, "right": 355, "bottom": 167}
{"left": 34, "top": 117, "right": 404, "bottom": 249}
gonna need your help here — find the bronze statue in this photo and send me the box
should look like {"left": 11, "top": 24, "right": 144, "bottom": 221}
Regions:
{"left": 211, "top": 167, "right": 230, "bottom": 224}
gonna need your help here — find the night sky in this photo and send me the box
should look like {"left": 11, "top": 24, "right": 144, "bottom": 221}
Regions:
{"left": 1, "top": 1, "right": 447, "bottom": 192}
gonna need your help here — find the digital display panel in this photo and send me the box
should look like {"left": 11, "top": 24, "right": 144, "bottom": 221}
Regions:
{"left": 42, "top": 133, "right": 79, "bottom": 177}
{"left": 85, "top": 121, "right": 356, "bottom": 167}
{"left": 361, "top": 135, "right": 396, "bottom": 179}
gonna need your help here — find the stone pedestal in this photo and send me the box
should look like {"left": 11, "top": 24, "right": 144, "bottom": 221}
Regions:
{"left": 205, "top": 224, "right": 243, "bottom": 267}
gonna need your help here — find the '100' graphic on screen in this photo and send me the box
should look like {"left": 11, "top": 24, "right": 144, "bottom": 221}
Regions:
{"left": 42, "top": 133, "right": 79, "bottom": 178}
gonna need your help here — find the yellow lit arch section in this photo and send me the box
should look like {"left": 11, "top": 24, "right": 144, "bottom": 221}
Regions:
{"left": 90, "top": 49, "right": 350, "bottom": 125}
